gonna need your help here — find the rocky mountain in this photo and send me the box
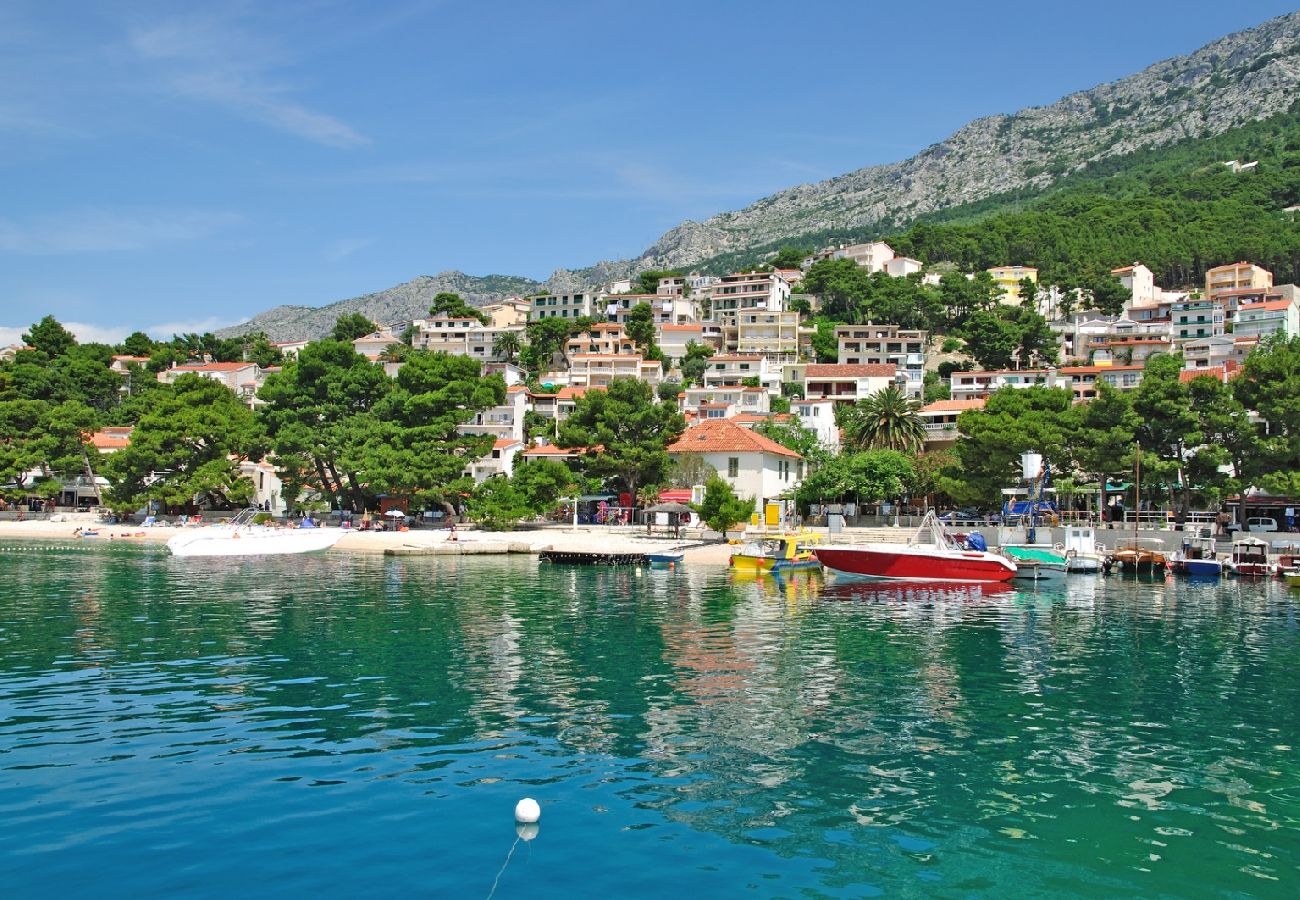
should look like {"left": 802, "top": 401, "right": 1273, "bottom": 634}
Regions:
{"left": 224, "top": 12, "right": 1300, "bottom": 339}
{"left": 219, "top": 272, "right": 543, "bottom": 341}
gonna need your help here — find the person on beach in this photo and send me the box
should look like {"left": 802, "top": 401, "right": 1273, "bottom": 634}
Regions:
{"left": 446, "top": 520, "right": 458, "bottom": 542}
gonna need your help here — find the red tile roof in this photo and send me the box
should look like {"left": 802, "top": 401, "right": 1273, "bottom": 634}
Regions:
{"left": 921, "top": 398, "right": 987, "bottom": 413}
{"left": 805, "top": 363, "right": 896, "bottom": 378}
{"left": 492, "top": 438, "right": 524, "bottom": 449}
{"left": 90, "top": 429, "right": 132, "bottom": 450}
{"left": 172, "top": 362, "right": 256, "bottom": 372}
{"left": 667, "top": 418, "right": 801, "bottom": 459}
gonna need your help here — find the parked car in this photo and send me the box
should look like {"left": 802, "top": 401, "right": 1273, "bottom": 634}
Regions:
{"left": 1247, "top": 516, "right": 1278, "bottom": 533}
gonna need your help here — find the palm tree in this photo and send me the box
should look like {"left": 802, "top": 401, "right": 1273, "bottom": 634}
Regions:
{"left": 493, "top": 330, "right": 522, "bottom": 364}
{"left": 843, "top": 384, "right": 925, "bottom": 454}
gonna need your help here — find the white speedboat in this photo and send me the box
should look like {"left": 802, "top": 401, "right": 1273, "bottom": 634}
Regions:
{"left": 167, "top": 510, "right": 342, "bottom": 557}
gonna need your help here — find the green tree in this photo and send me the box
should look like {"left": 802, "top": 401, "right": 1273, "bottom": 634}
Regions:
{"left": 801, "top": 258, "right": 872, "bottom": 322}
{"left": 679, "top": 341, "right": 715, "bottom": 386}
{"left": 771, "top": 246, "right": 811, "bottom": 268}
{"left": 331, "top": 313, "right": 378, "bottom": 343}
{"left": 841, "top": 385, "right": 926, "bottom": 454}
{"left": 693, "top": 474, "right": 754, "bottom": 535}
{"left": 429, "top": 292, "right": 489, "bottom": 324}
{"left": 1073, "top": 382, "right": 1140, "bottom": 515}
{"left": 467, "top": 477, "right": 533, "bottom": 530}
{"left": 364, "top": 352, "right": 505, "bottom": 508}
{"left": 102, "top": 375, "right": 265, "bottom": 510}
{"left": 511, "top": 457, "right": 587, "bottom": 513}
{"left": 557, "top": 378, "right": 686, "bottom": 503}
{"left": 492, "top": 330, "right": 522, "bottom": 364}
{"left": 625, "top": 302, "right": 660, "bottom": 358}
{"left": 1132, "top": 353, "right": 1200, "bottom": 518}
{"left": 754, "top": 417, "right": 827, "bottom": 465}
{"left": 942, "top": 385, "right": 1077, "bottom": 506}
{"left": 636, "top": 270, "right": 683, "bottom": 295}
{"left": 794, "top": 450, "right": 915, "bottom": 510}
{"left": 1233, "top": 333, "right": 1300, "bottom": 486}
{"left": 120, "top": 331, "right": 157, "bottom": 357}
{"left": 22, "top": 315, "right": 77, "bottom": 358}
{"left": 258, "top": 339, "right": 392, "bottom": 511}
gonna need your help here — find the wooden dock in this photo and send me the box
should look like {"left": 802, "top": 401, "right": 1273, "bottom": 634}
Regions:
{"left": 539, "top": 549, "right": 647, "bottom": 566}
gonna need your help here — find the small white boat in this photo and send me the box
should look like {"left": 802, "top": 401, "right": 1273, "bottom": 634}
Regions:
{"left": 1225, "top": 536, "right": 1270, "bottom": 578}
{"left": 167, "top": 510, "right": 343, "bottom": 558}
{"left": 1001, "top": 544, "right": 1069, "bottom": 582}
{"left": 1062, "top": 526, "right": 1104, "bottom": 573}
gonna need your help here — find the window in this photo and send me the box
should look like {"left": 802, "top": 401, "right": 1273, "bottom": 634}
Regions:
{"left": 727, "top": 458, "right": 739, "bottom": 478}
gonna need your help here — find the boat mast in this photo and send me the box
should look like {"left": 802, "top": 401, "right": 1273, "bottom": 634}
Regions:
{"left": 1133, "top": 441, "right": 1141, "bottom": 546}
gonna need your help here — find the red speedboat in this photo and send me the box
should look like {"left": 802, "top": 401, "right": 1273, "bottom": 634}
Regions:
{"left": 814, "top": 511, "right": 1018, "bottom": 583}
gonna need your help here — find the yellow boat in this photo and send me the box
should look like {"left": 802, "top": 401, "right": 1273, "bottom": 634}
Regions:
{"left": 729, "top": 532, "right": 822, "bottom": 575}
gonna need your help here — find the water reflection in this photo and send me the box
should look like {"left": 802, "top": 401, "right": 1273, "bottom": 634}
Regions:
{"left": 1, "top": 544, "right": 1298, "bottom": 897}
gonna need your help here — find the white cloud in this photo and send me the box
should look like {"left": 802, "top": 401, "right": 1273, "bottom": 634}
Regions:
{"left": 144, "top": 316, "right": 241, "bottom": 340}
{"left": 128, "top": 17, "right": 368, "bottom": 148}
{"left": 0, "top": 321, "right": 128, "bottom": 346}
{"left": 0, "top": 208, "right": 241, "bottom": 254}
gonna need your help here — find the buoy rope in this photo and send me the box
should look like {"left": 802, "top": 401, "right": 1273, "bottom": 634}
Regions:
{"left": 485, "top": 835, "right": 520, "bottom": 900}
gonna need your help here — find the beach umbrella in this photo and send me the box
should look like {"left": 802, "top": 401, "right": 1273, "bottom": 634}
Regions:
{"left": 384, "top": 509, "right": 406, "bottom": 518}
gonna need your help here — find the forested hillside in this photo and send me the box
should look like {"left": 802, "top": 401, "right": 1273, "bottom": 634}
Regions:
{"left": 704, "top": 101, "right": 1300, "bottom": 288}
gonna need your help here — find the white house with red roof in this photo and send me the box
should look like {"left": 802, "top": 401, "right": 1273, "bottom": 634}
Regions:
{"left": 801, "top": 363, "right": 898, "bottom": 406}
{"left": 679, "top": 385, "right": 770, "bottom": 418}
{"left": 1233, "top": 296, "right": 1299, "bottom": 340}
{"left": 667, "top": 418, "right": 804, "bottom": 512}
{"left": 158, "top": 361, "right": 266, "bottom": 407}
{"left": 467, "top": 438, "right": 526, "bottom": 484}
{"left": 568, "top": 354, "right": 663, "bottom": 388}
{"left": 459, "top": 385, "right": 529, "bottom": 443}
{"left": 917, "top": 398, "right": 986, "bottom": 448}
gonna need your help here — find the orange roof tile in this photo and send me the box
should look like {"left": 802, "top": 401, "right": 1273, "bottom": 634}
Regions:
{"left": 666, "top": 418, "right": 801, "bottom": 459}
{"left": 805, "top": 363, "right": 896, "bottom": 378}
{"left": 172, "top": 362, "right": 256, "bottom": 372}
{"left": 492, "top": 438, "right": 524, "bottom": 449}
{"left": 921, "top": 398, "right": 987, "bottom": 413}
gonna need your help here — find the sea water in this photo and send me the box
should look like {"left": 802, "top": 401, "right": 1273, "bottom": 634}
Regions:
{"left": 0, "top": 541, "right": 1297, "bottom": 898}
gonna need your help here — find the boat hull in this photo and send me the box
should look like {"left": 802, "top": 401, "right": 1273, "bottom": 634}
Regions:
{"left": 167, "top": 528, "right": 343, "bottom": 557}
{"left": 1066, "top": 554, "right": 1103, "bottom": 574}
{"left": 729, "top": 555, "right": 820, "bottom": 574}
{"left": 1177, "top": 559, "right": 1223, "bottom": 577}
{"left": 1011, "top": 562, "right": 1069, "bottom": 582}
{"left": 814, "top": 544, "right": 1017, "bottom": 583}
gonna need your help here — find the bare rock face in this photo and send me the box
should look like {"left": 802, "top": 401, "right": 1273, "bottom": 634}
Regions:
{"left": 218, "top": 272, "right": 543, "bottom": 341}
{"left": 224, "top": 13, "right": 1300, "bottom": 339}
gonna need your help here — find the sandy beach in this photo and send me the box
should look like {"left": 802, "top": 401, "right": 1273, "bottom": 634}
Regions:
{"left": 0, "top": 516, "right": 737, "bottom": 565}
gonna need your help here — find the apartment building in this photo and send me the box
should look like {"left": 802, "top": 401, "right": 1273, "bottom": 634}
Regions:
{"left": 1233, "top": 298, "right": 1299, "bottom": 340}
{"left": 801, "top": 363, "right": 898, "bottom": 406}
{"left": 701, "top": 354, "right": 781, "bottom": 392}
{"left": 1205, "top": 262, "right": 1272, "bottom": 305}
{"left": 709, "top": 271, "right": 791, "bottom": 323}
{"left": 834, "top": 324, "right": 928, "bottom": 398}
{"left": 566, "top": 323, "right": 634, "bottom": 358}
{"left": 602, "top": 293, "right": 697, "bottom": 326}
{"left": 679, "top": 385, "right": 770, "bottom": 419}
{"left": 567, "top": 354, "right": 663, "bottom": 388}
{"left": 529, "top": 291, "right": 599, "bottom": 321}
{"left": 949, "top": 365, "right": 1144, "bottom": 403}
{"left": 457, "top": 385, "right": 529, "bottom": 443}
{"left": 733, "top": 308, "right": 808, "bottom": 362}
{"left": 410, "top": 317, "right": 524, "bottom": 362}
{"left": 1171, "top": 297, "right": 1226, "bottom": 342}
{"left": 987, "top": 265, "right": 1038, "bottom": 305}
{"left": 157, "top": 361, "right": 266, "bottom": 408}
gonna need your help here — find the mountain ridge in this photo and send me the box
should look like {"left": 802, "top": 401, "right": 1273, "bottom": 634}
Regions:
{"left": 222, "top": 12, "right": 1300, "bottom": 340}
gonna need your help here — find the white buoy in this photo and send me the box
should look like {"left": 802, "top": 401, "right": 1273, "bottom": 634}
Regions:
{"left": 514, "top": 797, "right": 540, "bottom": 823}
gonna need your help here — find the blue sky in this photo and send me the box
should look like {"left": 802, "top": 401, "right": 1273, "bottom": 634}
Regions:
{"left": 2, "top": 0, "right": 1297, "bottom": 343}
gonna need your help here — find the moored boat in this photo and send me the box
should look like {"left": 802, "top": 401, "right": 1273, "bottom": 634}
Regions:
{"left": 166, "top": 509, "right": 342, "bottom": 558}
{"left": 1062, "top": 525, "right": 1104, "bottom": 573}
{"left": 1105, "top": 540, "right": 1169, "bottom": 576}
{"left": 1225, "top": 536, "right": 1270, "bottom": 577}
{"left": 730, "top": 532, "right": 821, "bottom": 575}
{"left": 814, "top": 511, "right": 1017, "bottom": 583}
{"left": 1170, "top": 533, "right": 1223, "bottom": 577}
{"left": 1002, "top": 544, "right": 1069, "bottom": 582}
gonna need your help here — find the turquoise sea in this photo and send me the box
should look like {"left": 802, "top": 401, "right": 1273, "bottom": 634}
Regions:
{"left": 1, "top": 540, "right": 1297, "bottom": 898}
